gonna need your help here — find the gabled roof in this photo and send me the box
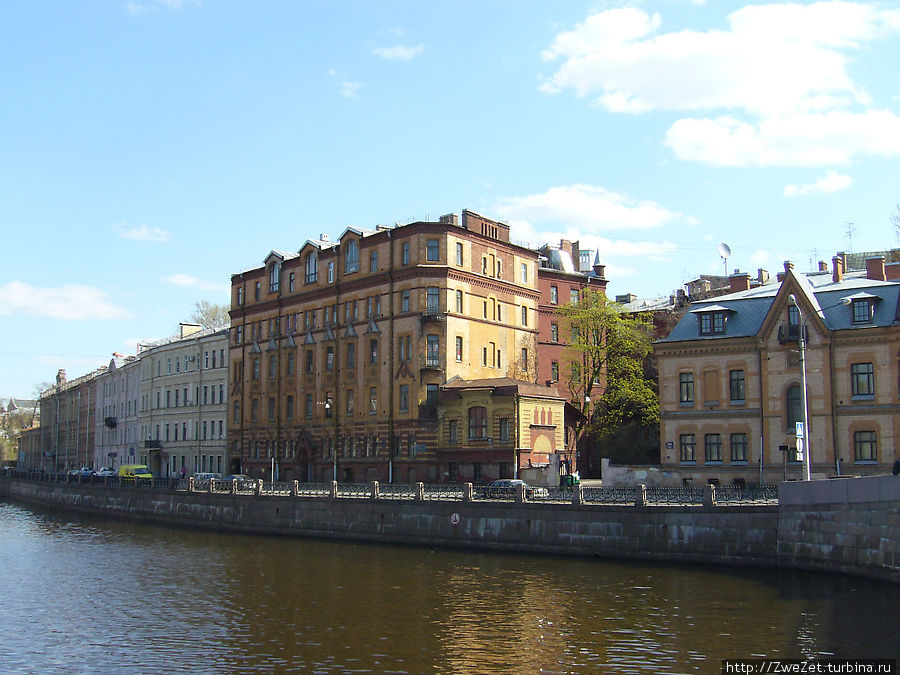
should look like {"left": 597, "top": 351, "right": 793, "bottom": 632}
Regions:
{"left": 264, "top": 250, "right": 298, "bottom": 265}
{"left": 660, "top": 269, "right": 900, "bottom": 343}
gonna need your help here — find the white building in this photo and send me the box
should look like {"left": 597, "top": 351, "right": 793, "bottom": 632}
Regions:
{"left": 139, "top": 324, "right": 229, "bottom": 478}
{"left": 94, "top": 355, "right": 141, "bottom": 470}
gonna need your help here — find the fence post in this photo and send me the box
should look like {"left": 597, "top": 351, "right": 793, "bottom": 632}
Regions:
{"left": 232, "top": 478, "right": 238, "bottom": 495}
{"left": 255, "top": 479, "right": 263, "bottom": 496}
{"left": 330, "top": 480, "right": 339, "bottom": 499}
{"left": 208, "top": 479, "right": 214, "bottom": 494}
{"left": 415, "top": 481, "right": 425, "bottom": 501}
{"left": 634, "top": 484, "right": 648, "bottom": 508}
{"left": 703, "top": 483, "right": 717, "bottom": 507}
{"left": 371, "top": 480, "right": 380, "bottom": 500}
{"left": 292, "top": 480, "right": 299, "bottom": 497}
{"left": 189, "top": 477, "right": 195, "bottom": 493}
{"left": 572, "top": 484, "right": 583, "bottom": 505}
{"left": 515, "top": 481, "right": 526, "bottom": 504}
{"left": 463, "top": 483, "right": 473, "bottom": 502}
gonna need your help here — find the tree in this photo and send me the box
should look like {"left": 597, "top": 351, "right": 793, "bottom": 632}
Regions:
{"left": 892, "top": 203, "right": 900, "bottom": 243}
{"left": 557, "top": 289, "right": 660, "bottom": 463}
{"left": 189, "top": 301, "right": 230, "bottom": 330}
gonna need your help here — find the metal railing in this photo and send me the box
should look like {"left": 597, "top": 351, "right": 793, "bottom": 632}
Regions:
{"left": 2, "top": 470, "right": 780, "bottom": 508}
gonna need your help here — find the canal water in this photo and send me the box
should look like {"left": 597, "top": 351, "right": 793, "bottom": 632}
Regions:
{"left": 0, "top": 501, "right": 897, "bottom": 674}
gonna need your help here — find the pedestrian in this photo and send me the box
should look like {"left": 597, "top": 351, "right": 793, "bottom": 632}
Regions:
{"left": 180, "top": 465, "right": 186, "bottom": 480}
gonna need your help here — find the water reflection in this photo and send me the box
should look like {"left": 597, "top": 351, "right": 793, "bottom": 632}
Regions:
{"left": 1, "top": 502, "right": 897, "bottom": 674}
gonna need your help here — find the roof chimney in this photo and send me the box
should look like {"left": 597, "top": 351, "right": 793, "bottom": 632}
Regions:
{"left": 56, "top": 369, "right": 67, "bottom": 387}
{"left": 777, "top": 261, "right": 794, "bottom": 283}
{"left": 866, "top": 256, "right": 886, "bottom": 281}
{"left": 832, "top": 256, "right": 844, "bottom": 283}
{"left": 729, "top": 272, "right": 751, "bottom": 293}
{"left": 818, "top": 260, "right": 828, "bottom": 272}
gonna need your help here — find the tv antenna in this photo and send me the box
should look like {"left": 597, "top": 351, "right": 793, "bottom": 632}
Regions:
{"left": 718, "top": 242, "right": 731, "bottom": 278}
{"left": 845, "top": 221, "right": 856, "bottom": 253}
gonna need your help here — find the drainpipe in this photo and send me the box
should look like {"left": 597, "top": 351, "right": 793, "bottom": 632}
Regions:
{"left": 388, "top": 229, "right": 395, "bottom": 483}
{"left": 757, "top": 344, "right": 765, "bottom": 484}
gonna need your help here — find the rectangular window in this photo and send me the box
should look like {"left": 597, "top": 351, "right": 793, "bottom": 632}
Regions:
{"left": 455, "top": 336, "right": 463, "bottom": 362}
{"left": 305, "top": 394, "right": 313, "bottom": 419}
{"left": 269, "top": 356, "right": 277, "bottom": 379}
{"left": 730, "top": 433, "right": 748, "bottom": 462}
{"left": 251, "top": 399, "right": 258, "bottom": 422}
{"left": 370, "top": 249, "right": 378, "bottom": 272}
{"left": 679, "top": 373, "right": 695, "bottom": 404}
{"left": 456, "top": 242, "right": 463, "bottom": 266}
{"left": 521, "top": 262, "right": 528, "bottom": 283}
{"left": 401, "top": 290, "right": 410, "bottom": 313}
{"left": 399, "top": 384, "right": 409, "bottom": 412}
{"left": 729, "top": 370, "right": 746, "bottom": 402}
{"left": 521, "top": 348, "right": 527, "bottom": 366}
{"left": 426, "top": 287, "right": 440, "bottom": 313}
{"left": 521, "top": 306, "right": 527, "bottom": 326}
{"left": 426, "top": 238, "right": 439, "bottom": 262}
{"left": 851, "top": 362, "right": 875, "bottom": 397}
{"left": 286, "top": 395, "right": 294, "bottom": 420}
{"left": 288, "top": 272, "right": 295, "bottom": 292}
{"left": 550, "top": 323, "right": 558, "bottom": 343}
{"left": 255, "top": 282, "right": 260, "bottom": 301}
{"left": 852, "top": 299, "right": 872, "bottom": 324}
{"left": 468, "top": 406, "right": 487, "bottom": 439}
{"left": 704, "top": 433, "right": 722, "bottom": 462}
{"left": 346, "top": 389, "right": 354, "bottom": 415}
{"left": 325, "top": 394, "right": 333, "bottom": 418}
{"left": 306, "top": 350, "right": 314, "bottom": 374}
{"left": 233, "top": 401, "right": 240, "bottom": 424}
{"left": 346, "top": 342, "right": 356, "bottom": 369}
{"left": 570, "top": 288, "right": 579, "bottom": 304}
{"left": 498, "top": 417, "right": 510, "bottom": 442}
{"left": 369, "top": 387, "right": 377, "bottom": 415}
{"left": 326, "top": 346, "right": 334, "bottom": 371}
{"left": 426, "top": 335, "right": 440, "bottom": 367}
{"left": 679, "top": 434, "right": 696, "bottom": 462}
{"left": 550, "top": 285, "right": 558, "bottom": 304}
{"left": 369, "top": 339, "right": 378, "bottom": 366}
{"left": 551, "top": 361, "right": 559, "bottom": 381}
{"left": 286, "top": 352, "right": 295, "bottom": 376}
{"left": 327, "top": 261, "right": 334, "bottom": 283}
{"left": 252, "top": 358, "right": 260, "bottom": 380}
{"left": 448, "top": 419, "right": 458, "bottom": 443}
{"left": 455, "top": 289, "right": 463, "bottom": 313}
{"left": 426, "top": 383, "right": 439, "bottom": 405}
{"left": 401, "top": 242, "right": 410, "bottom": 265}
{"left": 267, "top": 397, "right": 275, "bottom": 422}
{"left": 854, "top": 430, "right": 877, "bottom": 461}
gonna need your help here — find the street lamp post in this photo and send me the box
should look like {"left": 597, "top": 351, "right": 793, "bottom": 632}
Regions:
{"left": 788, "top": 294, "right": 812, "bottom": 481}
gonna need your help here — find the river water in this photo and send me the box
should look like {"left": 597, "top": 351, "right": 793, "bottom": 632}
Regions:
{"left": 0, "top": 501, "right": 896, "bottom": 674}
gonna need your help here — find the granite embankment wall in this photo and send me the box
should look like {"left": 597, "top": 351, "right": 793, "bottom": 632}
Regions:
{"left": 2, "top": 477, "right": 897, "bottom": 582}
{"left": 778, "top": 475, "right": 900, "bottom": 583}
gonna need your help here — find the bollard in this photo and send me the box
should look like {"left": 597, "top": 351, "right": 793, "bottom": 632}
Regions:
{"left": 255, "top": 479, "right": 263, "bottom": 496}
{"left": 330, "top": 480, "right": 339, "bottom": 499}
{"left": 463, "top": 483, "right": 473, "bottom": 502}
{"left": 292, "top": 480, "right": 299, "bottom": 497}
{"left": 703, "top": 483, "right": 717, "bottom": 507}
{"left": 189, "top": 477, "right": 195, "bottom": 493}
{"left": 515, "top": 481, "right": 526, "bottom": 504}
{"left": 415, "top": 481, "right": 425, "bottom": 501}
{"left": 371, "top": 481, "right": 380, "bottom": 500}
{"left": 572, "top": 484, "right": 583, "bottom": 506}
{"left": 634, "top": 484, "right": 648, "bottom": 508}
{"left": 208, "top": 478, "right": 214, "bottom": 494}
{"left": 232, "top": 478, "right": 238, "bottom": 495}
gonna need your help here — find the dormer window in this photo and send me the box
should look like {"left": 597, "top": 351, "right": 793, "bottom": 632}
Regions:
{"left": 852, "top": 299, "right": 873, "bottom": 324}
{"left": 269, "top": 261, "right": 281, "bottom": 293}
{"left": 305, "top": 251, "right": 318, "bottom": 284}
{"left": 345, "top": 240, "right": 359, "bottom": 274}
{"left": 692, "top": 305, "right": 732, "bottom": 336}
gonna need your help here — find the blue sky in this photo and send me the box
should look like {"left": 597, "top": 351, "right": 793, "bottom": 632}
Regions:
{"left": 2, "top": 0, "right": 899, "bottom": 399}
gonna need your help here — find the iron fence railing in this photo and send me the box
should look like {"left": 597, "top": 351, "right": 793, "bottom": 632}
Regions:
{"left": 2, "top": 470, "right": 782, "bottom": 507}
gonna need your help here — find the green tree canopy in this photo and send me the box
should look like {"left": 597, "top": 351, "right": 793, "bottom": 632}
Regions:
{"left": 557, "top": 289, "right": 659, "bottom": 454}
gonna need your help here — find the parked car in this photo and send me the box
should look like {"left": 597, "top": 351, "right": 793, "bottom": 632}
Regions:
{"left": 118, "top": 464, "right": 152, "bottom": 479}
{"left": 193, "top": 472, "right": 221, "bottom": 481}
{"left": 484, "top": 479, "right": 549, "bottom": 500}
{"left": 93, "top": 467, "right": 116, "bottom": 477}
{"left": 69, "top": 467, "right": 93, "bottom": 478}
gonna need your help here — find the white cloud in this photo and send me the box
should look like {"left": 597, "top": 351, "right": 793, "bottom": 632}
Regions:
{"left": 541, "top": 3, "right": 900, "bottom": 117}
{"left": 664, "top": 109, "right": 900, "bottom": 166}
{"left": 113, "top": 222, "right": 171, "bottom": 242}
{"left": 161, "top": 274, "right": 223, "bottom": 292}
{"left": 784, "top": 170, "right": 853, "bottom": 196}
{"left": 126, "top": 0, "right": 195, "bottom": 14}
{"left": 328, "top": 70, "right": 363, "bottom": 98}
{"left": 373, "top": 44, "right": 424, "bottom": 60}
{"left": 0, "top": 281, "right": 131, "bottom": 320}
{"left": 492, "top": 184, "right": 683, "bottom": 235}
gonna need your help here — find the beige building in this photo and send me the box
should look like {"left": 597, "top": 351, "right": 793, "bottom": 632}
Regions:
{"left": 228, "top": 210, "right": 554, "bottom": 483}
{"left": 656, "top": 257, "right": 900, "bottom": 485}
{"left": 139, "top": 325, "right": 229, "bottom": 477}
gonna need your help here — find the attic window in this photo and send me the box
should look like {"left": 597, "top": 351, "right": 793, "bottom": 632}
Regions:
{"left": 852, "top": 299, "right": 873, "bottom": 324}
{"left": 699, "top": 312, "right": 727, "bottom": 336}
{"left": 345, "top": 240, "right": 359, "bottom": 274}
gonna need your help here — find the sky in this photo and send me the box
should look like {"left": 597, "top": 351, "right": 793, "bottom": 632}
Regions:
{"left": 2, "top": 0, "right": 899, "bottom": 400}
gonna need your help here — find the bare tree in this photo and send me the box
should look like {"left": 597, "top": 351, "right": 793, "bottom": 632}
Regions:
{"left": 892, "top": 203, "right": 900, "bottom": 243}
{"left": 189, "top": 301, "right": 230, "bottom": 329}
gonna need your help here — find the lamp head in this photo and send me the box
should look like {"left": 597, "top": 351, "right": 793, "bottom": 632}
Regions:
{"left": 787, "top": 294, "right": 798, "bottom": 307}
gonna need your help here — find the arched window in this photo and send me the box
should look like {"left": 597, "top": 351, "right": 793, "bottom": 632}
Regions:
{"left": 345, "top": 240, "right": 359, "bottom": 274}
{"left": 305, "top": 251, "right": 318, "bottom": 284}
{"left": 786, "top": 385, "right": 802, "bottom": 430}
{"left": 468, "top": 406, "right": 487, "bottom": 439}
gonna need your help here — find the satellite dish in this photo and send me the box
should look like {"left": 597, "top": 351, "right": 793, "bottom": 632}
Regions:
{"left": 718, "top": 243, "right": 732, "bottom": 259}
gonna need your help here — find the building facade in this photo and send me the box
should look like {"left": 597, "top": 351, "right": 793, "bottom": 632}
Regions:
{"left": 94, "top": 355, "right": 141, "bottom": 471}
{"left": 656, "top": 256, "right": 900, "bottom": 485}
{"left": 139, "top": 325, "right": 229, "bottom": 477}
{"left": 38, "top": 369, "right": 100, "bottom": 471}
{"left": 228, "top": 210, "right": 558, "bottom": 483}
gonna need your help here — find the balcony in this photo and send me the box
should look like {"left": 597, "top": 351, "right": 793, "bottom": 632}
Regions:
{"left": 420, "top": 307, "right": 445, "bottom": 324}
{"left": 104, "top": 416, "right": 117, "bottom": 429}
{"left": 418, "top": 403, "right": 438, "bottom": 419}
{"left": 420, "top": 355, "right": 444, "bottom": 371}
{"left": 144, "top": 439, "right": 163, "bottom": 449}
{"left": 777, "top": 324, "right": 804, "bottom": 344}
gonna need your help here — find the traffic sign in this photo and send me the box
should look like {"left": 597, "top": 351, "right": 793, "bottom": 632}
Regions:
{"left": 795, "top": 421, "right": 805, "bottom": 439}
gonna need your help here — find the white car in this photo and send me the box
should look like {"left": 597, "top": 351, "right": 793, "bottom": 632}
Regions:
{"left": 93, "top": 467, "right": 116, "bottom": 477}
